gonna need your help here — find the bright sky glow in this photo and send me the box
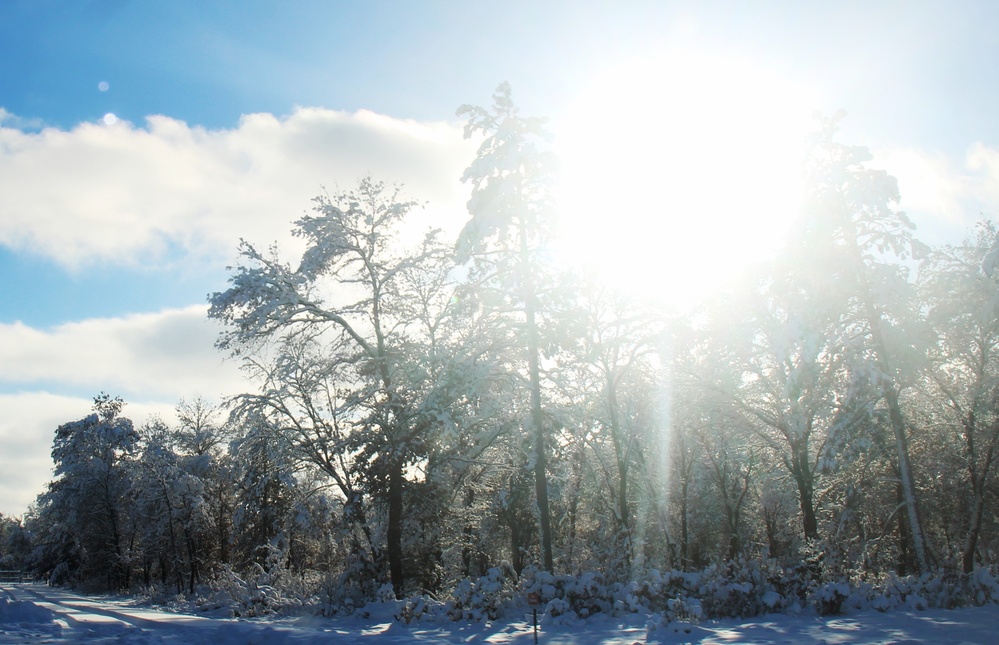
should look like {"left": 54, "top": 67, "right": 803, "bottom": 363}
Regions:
{"left": 554, "top": 49, "right": 817, "bottom": 307}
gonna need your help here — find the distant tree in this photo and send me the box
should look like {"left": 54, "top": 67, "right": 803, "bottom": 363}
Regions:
{"left": 33, "top": 393, "right": 140, "bottom": 588}
{"left": 210, "top": 177, "right": 464, "bottom": 595}
{"left": 569, "top": 284, "right": 662, "bottom": 576}
{"left": 692, "top": 266, "right": 871, "bottom": 546}
{"left": 918, "top": 221, "right": 999, "bottom": 572}
{"left": 792, "top": 113, "right": 933, "bottom": 572}
{"left": 228, "top": 415, "right": 300, "bottom": 572}
{"left": 172, "top": 397, "right": 236, "bottom": 570}
{"left": 0, "top": 514, "right": 31, "bottom": 571}
{"left": 455, "top": 83, "right": 560, "bottom": 572}
{"left": 175, "top": 395, "right": 232, "bottom": 457}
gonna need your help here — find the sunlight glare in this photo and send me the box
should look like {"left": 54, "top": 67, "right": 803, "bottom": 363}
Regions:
{"left": 553, "top": 49, "right": 816, "bottom": 307}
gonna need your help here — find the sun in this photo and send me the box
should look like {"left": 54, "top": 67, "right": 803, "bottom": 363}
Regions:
{"left": 552, "top": 48, "right": 817, "bottom": 308}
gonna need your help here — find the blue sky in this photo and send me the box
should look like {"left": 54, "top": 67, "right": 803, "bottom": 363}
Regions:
{"left": 2, "top": 0, "right": 999, "bottom": 515}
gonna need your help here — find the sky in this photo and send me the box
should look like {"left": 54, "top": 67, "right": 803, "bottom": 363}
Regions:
{"left": 2, "top": 0, "right": 999, "bottom": 516}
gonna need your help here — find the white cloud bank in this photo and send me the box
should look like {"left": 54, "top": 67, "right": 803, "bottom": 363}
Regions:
{"left": 0, "top": 306, "right": 242, "bottom": 400}
{"left": 0, "top": 391, "right": 182, "bottom": 518}
{"left": 0, "top": 108, "right": 474, "bottom": 269}
{"left": 0, "top": 307, "right": 244, "bottom": 516}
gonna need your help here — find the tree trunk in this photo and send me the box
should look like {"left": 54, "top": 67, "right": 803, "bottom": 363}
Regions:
{"left": 790, "top": 444, "right": 818, "bottom": 542}
{"left": 510, "top": 515, "right": 525, "bottom": 575}
{"left": 186, "top": 533, "right": 197, "bottom": 595}
{"left": 963, "top": 491, "right": 983, "bottom": 573}
{"left": 461, "top": 487, "right": 476, "bottom": 578}
{"left": 895, "top": 481, "right": 914, "bottom": 574}
{"left": 962, "top": 406, "right": 999, "bottom": 573}
{"left": 843, "top": 216, "right": 932, "bottom": 572}
{"left": 387, "top": 460, "right": 405, "bottom": 597}
{"left": 606, "top": 375, "right": 632, "bottom": 573}
{"left": 680, "top": 477, "right": 689, "bottom": 568}
{"left": 522, "top": 228, "right": 554, "bottom": 573}
{"left": 884, "top": 386, "right": 931, "bottom": 572}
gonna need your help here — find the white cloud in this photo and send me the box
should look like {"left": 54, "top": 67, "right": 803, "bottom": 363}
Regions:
{"left": 877, "top": 143, "right": 999, "bottom": 241}
{"left": 0, "top": 306, "right": 249, "bottom": 515}
{"left": 0, "top": 108, "right": 474, "bottom": 269}
{"left": 0, "top": 306, "right": 244, "bottom": 401}
{"left": 0, "top": 391, "right": 180, "bottom": 517}
{"left": 0, "top": 391, "right": 82, "bottom": 517}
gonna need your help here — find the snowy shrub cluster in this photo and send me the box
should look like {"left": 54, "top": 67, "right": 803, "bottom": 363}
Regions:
{"left": 430, "top": 560, "right": 999, "bottom": 627}
{"left": 514, "top": 566, "right": 618, "bottom": 625}
{"left": 868, "top": 567, "right": 999, "bottom": 612}
{"left": 198, "top": 566, "right": 304, "bottom": 617}
{"left": 812, "top": 581, "right": 851, "bottom": 615}
{"left": 395, "top": 594, "right": 446, "bottom": 623}
{"left": 697, "top": 560, "right": 783, "bottom": 618}
{"left": 132, "top": 555, "right": 999, "bottom": 627}
{"left": 447, "top": 564, "right": 516, "bottom": 621}
{"left": 618, "top": 568, "right": 700, "bottom": 619}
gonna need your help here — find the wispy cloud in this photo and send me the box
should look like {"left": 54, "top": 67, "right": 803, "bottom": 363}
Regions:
{"left": 0, "top": 108, "right": 473, "bottom": 269}
{"left": 0, "top": 108, "right": 45, "bottom": 131}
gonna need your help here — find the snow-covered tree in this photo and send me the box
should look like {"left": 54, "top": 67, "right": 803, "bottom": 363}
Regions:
{"left": 0, "top": 513, "right": 31, "bottom": 571}
{"left": 455, "top": 82, "right": 561, "bottom": 572}
{"left": 33, "top": 393, "right": 140, "bottom": 589}
{"left": 918, "top": 221, "right": 999, "bottom": 572}
{"left": 691, "top": 265, "right": 871, "bottom": 547}
{"left": 210, "top": 177, "right": 471, "bottom": 595}
{"left": 566, "top": 284, "right": 663, "bottom": 577}
{"left": 790, "top": 113, "right": 934, "bottom": 572}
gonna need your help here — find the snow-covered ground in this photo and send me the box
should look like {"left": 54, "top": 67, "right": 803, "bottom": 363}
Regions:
{"left": 2, "top": 582, "right": 998, "bottom": 644}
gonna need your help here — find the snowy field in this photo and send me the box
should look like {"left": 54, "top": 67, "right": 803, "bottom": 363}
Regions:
{"left": 3, "top": 582, "right": 999, "bottom": 644}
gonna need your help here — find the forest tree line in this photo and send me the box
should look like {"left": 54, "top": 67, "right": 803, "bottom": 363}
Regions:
{"left": 2, "top": 86, "right": 998, "bottom": 607}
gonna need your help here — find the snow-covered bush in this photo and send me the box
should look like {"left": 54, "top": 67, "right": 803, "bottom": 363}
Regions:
{"left": 519, "top": 566, "right": 616, "bottom": 623}
{"left": 698, "top": 559, "right": 775, "bottom": 618}
{"left": 813, "top": 581, "right": 850, "bottom": 615}
{"left": 517, "top": 564, "right": 557, "bottom": 602}
{"left": 970, "top": 566, "right": 999, "bottom": 605}
{"left": 395, "top": 594, "right": 447, "bottom": 623}
{"left": 194, "top": 565, "right": 305, "bottom": 617}
{"left": 617, "top": 568, "right": 698, "bottom": 616}
{"left": 556, "top": 570, "right": 613, "bottom": 618}
{"left": 447, "top": 565, "right": 516, "bottom": 621}
{"left": 871, "top": 566, "right": 999, "bottom": 612}
{"left": 48, "top": 562, "right": 71, "bottom": 587}
{"left": 377, "top": 583, "right": 397, "bottom": 603}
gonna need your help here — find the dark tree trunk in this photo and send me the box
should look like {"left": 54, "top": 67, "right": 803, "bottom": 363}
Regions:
{"left": 186, "top": 534, "right": 197, "bottom": 596}
{"left": 606, "top": 375, "right": 632, "bottom": 573}
{"left": 963, "top": 494, "right": 982, "bottom": 574}
{"left": 510, "top": 517, "right": 525, "bottom": 576}
{"left": 387, "top": 460, "right": 405, "bottom": 597}
{"left": 790, "top": 444, "right": 818, "bottom": 542}
{"left": 679, "top": 478, "right": 689, "bottom": 568}
{"left": 520, "top": 224, "right": 554, "bottom": 574}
